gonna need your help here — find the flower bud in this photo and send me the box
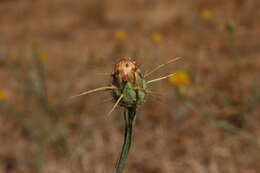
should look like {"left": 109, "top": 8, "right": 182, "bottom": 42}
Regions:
{"left": 112, "top": 58, "right": 146, "bottom": 108}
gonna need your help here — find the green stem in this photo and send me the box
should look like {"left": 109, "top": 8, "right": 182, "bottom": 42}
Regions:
{"left": 114, "top": 107, "right": 136, "bottom": 173}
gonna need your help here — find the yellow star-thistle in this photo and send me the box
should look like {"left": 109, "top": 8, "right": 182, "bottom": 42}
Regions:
{"left": 151, "top": 32, "right": 163, "bottom": 44}
{"left": 0, "top": 90, "right": 7, "bottom": 101}
{"left": 168, "top": 71, "right": 190, "bottom": 87}
{"left": 39, "top": 54, "right": 47, "bottom": 64}
{"left": 115, "top": 31, "right": 127, "bottom": 41}
{"left": 200, "top": 9, "right": 213, "bottom": 21}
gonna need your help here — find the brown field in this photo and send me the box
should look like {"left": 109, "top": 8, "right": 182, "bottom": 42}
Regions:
{"left": 0, "top": 0, "right": 260, "bottom": 173}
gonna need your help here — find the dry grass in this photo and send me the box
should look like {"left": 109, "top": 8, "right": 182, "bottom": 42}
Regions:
{"left": 0, "top": 0, "right": 260, "bottom": 173}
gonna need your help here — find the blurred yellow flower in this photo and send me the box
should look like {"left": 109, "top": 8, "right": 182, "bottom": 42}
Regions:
{"left": 151, "top": 32, "right": 163, "bottom": 44}
{"left": 0, "top": 90, "right": 7, "bottom": 101}
{"left": 49, "top": 96, "right": 59, "bottom": 106}
{"left": 9, "top": 51, "right": 18, "bottom": 61}
{"left": 115, "top": 31, "right": 127, "bottom": 41}
{"left": 200, "top": 9, "right": 213, "bottom": 21}
{"left": 168, "top": 71, "right": 190, "bottom": 87}
{"left": 38, "top": 54, "right": 47, "bottom": 64}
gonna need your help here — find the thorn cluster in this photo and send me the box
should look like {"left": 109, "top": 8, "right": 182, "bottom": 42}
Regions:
{"left": 71, "top": 57, "right": 181, "bottom": 116}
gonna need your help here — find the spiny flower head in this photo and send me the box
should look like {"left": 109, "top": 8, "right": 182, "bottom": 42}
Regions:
{"left": 112, "top": 58, "right": 146, "bottom": 108}
{"left": 71, "top": 57, "right": 181, "bottom": 115}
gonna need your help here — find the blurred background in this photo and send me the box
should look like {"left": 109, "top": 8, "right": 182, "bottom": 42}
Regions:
{"left": 0, "top": 0, "right": 260, "bottom": 173}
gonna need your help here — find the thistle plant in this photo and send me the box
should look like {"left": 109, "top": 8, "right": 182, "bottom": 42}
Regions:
{"left": 71, "top": 57, "right": 180, "bottom": 173}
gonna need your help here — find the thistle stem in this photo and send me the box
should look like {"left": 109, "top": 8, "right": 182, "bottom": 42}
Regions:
{"left": 114, "top": 107, "right": 136, "bottom": 173}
